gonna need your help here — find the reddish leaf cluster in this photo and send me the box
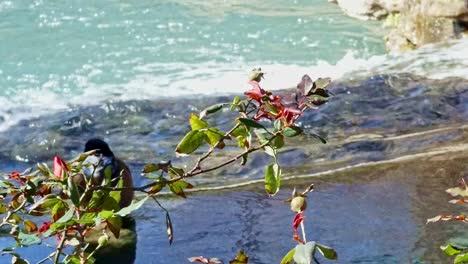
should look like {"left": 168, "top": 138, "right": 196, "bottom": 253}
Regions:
{"left": 244, "top": 81, "right": 303, "bottom": 126}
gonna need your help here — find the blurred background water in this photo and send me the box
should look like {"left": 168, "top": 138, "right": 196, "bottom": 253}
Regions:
{"left": 0, "top": 0, "right": 383, "bottom": 131}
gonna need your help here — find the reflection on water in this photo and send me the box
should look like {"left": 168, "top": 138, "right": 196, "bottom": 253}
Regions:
{"left": 132, "top": 152, "right": 468, "bottom": 263}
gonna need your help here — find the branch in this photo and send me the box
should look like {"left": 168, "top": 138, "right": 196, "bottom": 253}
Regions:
{"left": 54, "top": 232, "right": 67, "bottom": 264}
{"left": 0, "top": 197, "right": 27, "bottom": 228}
{"left": 92, "top": 131, "right": 281, "bottom": 193}
{"left": 187, "top": 123, "right": 241, "bottom": 175}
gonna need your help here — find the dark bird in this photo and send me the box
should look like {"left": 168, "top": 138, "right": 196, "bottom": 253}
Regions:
{"left": 83, "top": 138, "right": 134, "bottom": 208}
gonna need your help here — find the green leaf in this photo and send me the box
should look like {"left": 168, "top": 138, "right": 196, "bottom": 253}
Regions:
{"left": 72, "top": 150, "right": 97, "bottom": 163}
{"left": 272, "top": 134, "right": 284, "bottom": 149}
{"left": 264, "top": 146, "right": 277, "bottom": 158}
{"left": 99, "top": 210, "right": 114, "bottom": 220}
{"left": 23, "top": 220, "right": 37, "bottom": 233}
{"left": 316, "top": 243, "right": 338, "bottom": 260}
{"left": 236, "top": 136, "right": 250, "bottom": 149}
{"left": 168, "top": 167, "right": 184, "bottom": 179}
{"left": 103, "top": 166, "right": 112, "bottom": 186}
{"left": 110, "top": 177, "right": 124, "bottom": 204}
{"left": 293, "top": 242, "right": 316, "bottom": 264}
{"left": 10, "top": 214, "right": 22, "bottom": 224}
{"left": 175, "top": 130, "right": 207, "bottom": 155}
{"left": 0, "top": 180, "right": 12, "bottom": 189}
{"left": 455, "top": 253, "right": 468, "bottom": 264}
{"left": 18, "top": 231, "right": 41, "bottom": 246}
{"left": 115, "top": 196, "right": 149, "bottom": 217}
{"left": 79, "top": 212, "right": 98, "bottom": 225}
{"left": 51, "top": 201, "right": 67, "bottom": 221}
{"left": 143, "top": 163, "right": 160, "bottom": 173}
{"left": 168, "top": 180, "right": 194, "bottom": 198}
{"left": 231, "top": 96, "right": 241, "bottom": 111}
{"left": 264, "top": 163, "right": 281, "bottom": 196}
{"left": 67, "top": 175, "right": 80, "bottom": 207}
{"left": 308, "top": 95, "right": 329, "bottom": 105}
{"left": 447, "top": 187, "right": 468, "bottom": 197}
{"left": 280, "top": 248, "right": 296, "bottom": 264}
{"left": 200, "top": 104, "right": 224, "bottom": 119}
{"left": 205, "top": 128, "right": 225, "bottom": 146}
{"left": 283, "top": 126, "right": 303, "bottom": 137}
{"left": 11, "top": 255, "right": 30, "bottom": 264}
{"left": 241, "top": 153, "right": 248, "bottom": 166}
{"left": 166, "top": 212, "right": 174, "bottom": 245}
{"left": 274, "top": 119, "right": 282, "bottom": 131}
{"left": 307, "top": 133, "right": 327, "bottom": 144}
{"left": 232, "top": 124, "right": 249, "bottom": 138}
{"left": 314, "top": 77, "right": 332, "bottom": 89}
{"left": 102, "top": 196, "right": 119, "bottom": 212}
{"left": 237, "top": 118, "right": 266, "bottom": 130}
{"left": 57, "top": 208, "right": 74, "bottom": 223}
{"left": 65, "top": 255, "right": 95, "bottom": 264}
{"left": 256, "top": 131, "right": 272, "bottom": 145}
{"left": 0, "top": 203, "right": 7, "bottom": 214}
{"left": 28, "top": 194, "right": 59, "bottom": 212}
{"left": 441, "top": 244, "right": 463, "bottom": 256}
{"left": 229, "top": 250, "right": 248, "bottom": 264}
{"left": 37, "top": 163, "right": 51, "bottom": 177}
{"left": 107, "top": 215, "right": 122, "bottom": 238}
{"left": 149, "top": 177, "right": 167, "bottom": 194}
{"left": 190, "top": 113, "right": 209, "bottom": 130}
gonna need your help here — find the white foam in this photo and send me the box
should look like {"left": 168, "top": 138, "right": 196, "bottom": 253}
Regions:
{"left": 1, "top": 38, "right": 467, "bottom": 132}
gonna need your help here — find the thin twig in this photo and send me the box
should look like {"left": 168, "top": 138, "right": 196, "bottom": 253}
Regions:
{"left": 36, "top": 252, "right": 56, "bottom": 264}
{"left": 300, "top": 221, "right": 307, "bottom": 243}
{"left": 54, "top": 232, "right": 67, "bottom": 264}
{"left": 187, "top": 123, "right": 241, "bottom": 175}
{"left": 0, "top": 198, "right": 27, "bottom": 228}
{"left": 93, "top": 131, "right": 280, "bottom": 193}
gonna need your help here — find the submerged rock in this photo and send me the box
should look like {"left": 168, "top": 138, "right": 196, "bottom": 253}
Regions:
{"left": 1, "top": 73, "right": 467, "bottom": 187}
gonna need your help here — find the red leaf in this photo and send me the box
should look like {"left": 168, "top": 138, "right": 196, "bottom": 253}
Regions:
{"left": 8, "top": 171, "right": 26, "bottom": 185}
{"left": 38, "top": 221, "right": 52, "bottom": 234}
{"left": 53, "top": 155, "right": 68, "bottom": 179}
{"left": 292, "top": 213, "right": 304, "bottom": 230}
{"left": 276, "top": 106, "right": 303, "bottom": 125}
{"left": 244, "top": 81, "right": 266, "bottom": 103}
{"left": 292, "top": 213, "right": 305, "bottom": 243}
{"left": 427, "top": 214, "right": 468, "bottom": 223}
{"left": 254, "top": 111, "right": 271, "bottom": 120}
{"left": 449, "top": 199, "right": 468, "bottom": 204}
{"left": 10, "top": 171, "right": 21, "bottom": 180}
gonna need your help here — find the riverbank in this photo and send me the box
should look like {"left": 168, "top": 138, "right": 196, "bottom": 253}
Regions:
{"left": 329, "top": 0, "right": 468, "bottom": 51}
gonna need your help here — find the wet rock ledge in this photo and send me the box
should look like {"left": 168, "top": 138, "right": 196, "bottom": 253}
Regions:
{"left": 328, "top": 0, "right": 468, "bottom": 51}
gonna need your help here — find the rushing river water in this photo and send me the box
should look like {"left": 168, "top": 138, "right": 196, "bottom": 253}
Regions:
{"left": 1, "top": 0, "right": 468, "bottom": 263}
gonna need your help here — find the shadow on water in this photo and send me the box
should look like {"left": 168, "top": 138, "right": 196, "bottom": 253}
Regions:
{"left": 92, "top": 216, "right": 138, "bottom": 264}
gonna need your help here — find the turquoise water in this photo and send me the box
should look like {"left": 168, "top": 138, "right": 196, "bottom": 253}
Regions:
{"left": 0, "top": 0, "right": 384, "bottom": 130}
